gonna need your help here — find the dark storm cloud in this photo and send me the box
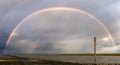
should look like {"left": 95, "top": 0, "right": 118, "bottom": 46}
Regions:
{"left": 0, "top": 0, "right": 25, "bottom": 53}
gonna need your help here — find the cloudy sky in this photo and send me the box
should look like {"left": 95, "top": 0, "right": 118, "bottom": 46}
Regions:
{"left": 0, "top": 0, "right": 120, "bottom": 54}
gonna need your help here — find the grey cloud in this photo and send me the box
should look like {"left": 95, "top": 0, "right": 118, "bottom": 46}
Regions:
{"left": 1, "top": 0, "right": 120, "bottom": 54}
{"left": 0, "top": 0, "right": 25, "bottom": 23}
{"left": 6, "top": 10, "right": 115, "bottom": 54}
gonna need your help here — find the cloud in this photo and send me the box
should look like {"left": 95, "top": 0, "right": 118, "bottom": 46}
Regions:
{"left": 54, "top": 39, "right": 93, "bottom": 53}
{"left": 1, "top": 0, "right": 120, "bottom": 54}
{"left": 0, "top": 0, "right": 24, "bottom": 23}
{"left": 104, "top": 2, "right": 120, "bottom": 43}
{"left": 5, "top": 9, "right": 117, "bottom": 54}
{"left": 97, "top": 46, "right": 117, "bottom": 53}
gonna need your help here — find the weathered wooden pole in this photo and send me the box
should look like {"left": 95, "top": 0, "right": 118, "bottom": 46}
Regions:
{"left": 94, "top": 36, "right": 96, "bottom": 64}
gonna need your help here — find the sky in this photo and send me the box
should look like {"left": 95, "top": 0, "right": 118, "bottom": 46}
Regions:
{"left": 0, "top": 0, "right": 120, "bottom": 54}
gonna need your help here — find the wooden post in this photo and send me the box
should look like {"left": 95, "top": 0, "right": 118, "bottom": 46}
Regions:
{"left": 94, "top": 37, "right": 96, "bottom": 64}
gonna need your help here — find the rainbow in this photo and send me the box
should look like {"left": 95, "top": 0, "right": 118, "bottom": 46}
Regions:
{"left": 4, "top": 7, "right": 115, "bottom": 53}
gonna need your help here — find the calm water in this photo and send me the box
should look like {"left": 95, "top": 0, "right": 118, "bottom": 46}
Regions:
{"left": 11, "top": 54, "right": 120, "bottom": 63}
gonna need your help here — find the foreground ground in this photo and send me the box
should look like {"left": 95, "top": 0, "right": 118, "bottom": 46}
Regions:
{"left": 1, "top": 54, "right": 120, "bottom": 65}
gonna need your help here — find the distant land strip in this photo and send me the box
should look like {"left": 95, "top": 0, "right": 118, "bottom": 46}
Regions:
{"left": 60, "top": 53, "right": 120, "bottom": 56}
{"left": 3, "top": 53, "right": 120, "bottom": 56}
